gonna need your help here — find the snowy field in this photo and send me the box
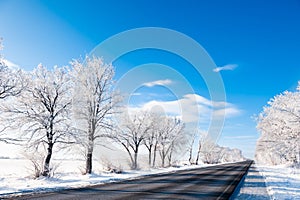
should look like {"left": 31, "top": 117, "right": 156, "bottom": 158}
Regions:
{"left": 0, "top": 158, "right": 202, "bottom": 198}
{"left": 235, "top": 163, "right": 300, "bottom": 200}
{"left": 233, "top": 164, "right": 269, "bottom": 200}
{"left": 1, "top": 158, "right": 300, "bottom": 199}
{"left": 258, "top": 165, "right": 300, "bottom": 200}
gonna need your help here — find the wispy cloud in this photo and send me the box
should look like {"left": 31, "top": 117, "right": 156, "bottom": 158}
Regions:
{"left": 131, "top": 92, "right": 142, "bottom": 96}
{"left": 213, "top": 64, "right": 237, "bottom": 73}
{"left": 3, "top": 59, "right": 20, "bottom": 70}
{"left": 223, "top": 135, "right": 257, "bottom": 140}
{"left": 143, "top": 79, "right": 173, "bottom": 87}
{"left": 128, "top": 93, "right": 242, "bottom": 123}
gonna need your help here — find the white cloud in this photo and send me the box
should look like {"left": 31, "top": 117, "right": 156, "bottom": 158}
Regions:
{"left": 3, "top": 59, "right": 20, "bottom": 70}
{"left": 143, "top": 79, "right": 173, "bottom": 87}
{"left": 213, "top": 64, "right": 237, "bottom": 73}
{"left": 128, "top": 93, "right": 242, "bottom": 123}
{"left": 214, "top": 107, "right": 241, "bottom": 118}
{"left": 223, "top": 135, "right": 257, "bottom": 140}
{"left": 131, "top": 92, "right": 142, "bottom": 96}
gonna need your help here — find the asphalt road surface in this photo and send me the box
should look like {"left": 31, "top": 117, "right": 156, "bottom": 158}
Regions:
{"left": 13, "top": 160, "right": 252, "bottom": 200}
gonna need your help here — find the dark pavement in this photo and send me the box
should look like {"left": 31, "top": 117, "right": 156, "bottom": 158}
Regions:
{"left": 12, "top": 160, "right": 252, "bottom": 200}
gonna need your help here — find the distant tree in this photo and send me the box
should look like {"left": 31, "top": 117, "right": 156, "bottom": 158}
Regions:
{"left": 71, "top": 56, "right": 119, "bottom": 174}
{"left": 143, "top": 112, "right": 160, "bottom": 167}
{"left": 194, "top": 134, "right": 245, "bottom": 164}
{"left": 4, "top": 65, "right": 75, "bottom": 176}
{"left": 195, "top": 131, "right": 207, "bottom": 165}
{"left": 157, "top": 117, "right": 184, "bottom": 167}
{"left": 188, "top": 132, "right": 196, "bottom": 165}
{"left": 222, "top": 148, "right": 245, "bottom": 163}
{"left": 197, "top": 136, "right": 224, "bottom": 164}
{"left": 112, "top": 111, "right": 152, "bottom": 169}
{"left": 256, "top": 82, "right": 300, "bottom": 166}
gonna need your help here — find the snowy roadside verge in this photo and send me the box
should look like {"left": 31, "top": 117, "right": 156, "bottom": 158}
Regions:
{"left": 0, "top": 158, "right": 209, "bottom": 198}
{"left": 257, "top": 165, "right": 300, "bottom": 200}
{"left": 233, "top": 163, "right": 300, "bottom": 200}
{"left": 232, "top": 163, "right": 269, "bottom": 199}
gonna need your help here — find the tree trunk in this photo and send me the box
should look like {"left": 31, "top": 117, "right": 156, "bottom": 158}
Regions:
{"left": 168, "top": 144, "right": 174, "bottom": 167}
{"left": 42, "top": 142, "right": 53, "bottom": 176}
{"left": 188, "top": 136, "right": 195, "bottom": 165}
{"left": 195, "top": 143, "right": 201, "bottom": 165}
{"left": 152, "top": 142, "right": 158, "bottom": 167}
{"left": 147, "top": 146, "right": 152, "bottom": 167}
{"left": 133, "top": 149, "right": 138, "bottom": 169}
{"left": 168, "top": 151, "right": 172, "bottom": 167}
{"left": 86, "top": 152, "right": 93, "bottom": 174}
{"left": 86, "top": 119, "right": 94, "bottom": 174}
{"left": 161, "top": 150, "right": 165, "bottom": 168}
{"left": 188, "top": 146, "right": 193, "bottom": 165}
{"left": 120, "top": 142, "right": 135, "bottom": 169}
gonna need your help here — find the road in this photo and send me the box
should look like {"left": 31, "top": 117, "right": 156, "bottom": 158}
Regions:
{"left": 13, "top": 160, "right": 252, "bottom": 200}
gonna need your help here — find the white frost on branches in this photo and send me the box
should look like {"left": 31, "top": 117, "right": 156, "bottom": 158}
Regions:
{"left": 71, "top": 56, "right": 120, "bottom": 174}
{"left": 0, "top": 39, "right": 24, "bottom": 100}
{"left": 256, "top": 82, "right": 300, "bottom": 166}
{"left": 3, "top": 64, "right": 75, "bottom": 176}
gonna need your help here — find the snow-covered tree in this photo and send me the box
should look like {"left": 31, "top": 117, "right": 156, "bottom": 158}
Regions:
{"left": 71, "top": 56, "right": 119, "bottom": 174}
{"left": 4, "top": 65, "right": 75, "bottom": 176}
{"left": 187, "top": 132, "right": 246, "bottom": 164}
{"left": 157, "top": 117, "right": 185, "bottom": 167}
{"left": 195, "top": 131, "right": 207, "bottom": 165}
{"left": 222, "top": 147, "right": 245, "bottom": 163}
{"left": 143, "top": 112, "right": 161, "bottom": 167}
{"left": 200, "top": 140, "right": 224, "bottom": 164}
{"left": 0, "top": 39, "right": 23, "bottom": 100}
{"left": 256, "top": 82, "right": 300, "bottom": 166}
{"left": 112, "top": 111, "right": 152, "bottom": 169}
{"left": 0, "top": 39, "right": 26, "bottom": 143}
{"left": 187, "top": 132, "right": 196, "bottom": 165}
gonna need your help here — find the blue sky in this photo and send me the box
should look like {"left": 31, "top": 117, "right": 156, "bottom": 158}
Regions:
{"left": 0, "top": 0, "right": 299, "bottom": 158}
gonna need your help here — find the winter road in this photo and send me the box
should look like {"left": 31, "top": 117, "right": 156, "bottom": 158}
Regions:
{"left": 13, "top": 160, "right": 252, "bottom": 200}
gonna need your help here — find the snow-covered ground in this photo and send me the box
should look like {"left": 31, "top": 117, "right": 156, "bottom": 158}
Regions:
{"left": 0, "top": 158, "right": 203, "bottom": 198}
{"left": 234, "top": 163, "right": 300, "bottom": 200}
{"left": 2, "top": 158, "right": 299, "bottom": 199}
{"left": 258, "top": 165, "right": 300, "bottom": 200}
{"left": 233, "top": 164, "right": 269, "bottom": 199}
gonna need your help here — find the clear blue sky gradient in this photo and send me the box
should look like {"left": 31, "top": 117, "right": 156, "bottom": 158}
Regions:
{"left": 0, "top": 0, "right": 299, "bottom": 158}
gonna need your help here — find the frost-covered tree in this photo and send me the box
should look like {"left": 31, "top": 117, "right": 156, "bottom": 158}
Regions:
{"left": 157, "top": 117, "right": 185, "bottom": 167}
{"left": 192, "top": 134, "right": 245, "bottom": 164}
{"left": 200, "top": 140, "right": 225, "bottom": 164}
{"left": 256, "top": 82, "right": 300, "bottom": 166}
{"left": 143, "top": 112, "right": 160, "bottom": 167}
{"left": 0, "top": 39, "right": 23, "bottom": 100}
{"left": 187, "top": 132, "right": 196, "bottom": 165}
{"left": 0, "top": 65, "right": 23, "bottom": 100}
{"left": 112, "top": 111, "right": 152, "bottom": 169}
{"left": 0, "top": 39, "right": 26, "bottom": 143}
{"left": 222, "top": 148, "right": 245, "bottom": 163}
{"left": 195, "top": 131, "right": 207, "bottom": 165}
{"left": 71, "top": 56, "right": 119, "bottom": 174}
{"left": 4, "top": 65, "right": 75, "bottom": 176}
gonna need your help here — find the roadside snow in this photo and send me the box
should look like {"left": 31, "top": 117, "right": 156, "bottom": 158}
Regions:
{"left": 233, "top": 163, "right": 269, "bottom": 199}
{"left": 234, "top": 163, "right": 300, "bottom": 200}
{"left": 258, "top": 165, "right": 300, "bottom": 200}
{"left": 0, "top": 158, "right": 203, "bottom": 198}
{"left": 3, "top": 158, "right": 299, "bottom": 199}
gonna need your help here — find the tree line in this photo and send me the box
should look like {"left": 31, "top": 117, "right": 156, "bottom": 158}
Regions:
{"left": 256, "top": 82, "right": 300, "bottom": 166}
{"left": 0, "top": 50, "right": 188, "bottom": 176}
{"left": 0, "top": 40, "right": 245, "bottom": 177}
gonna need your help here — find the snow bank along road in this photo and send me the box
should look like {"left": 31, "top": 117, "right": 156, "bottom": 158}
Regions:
{"left": 13, "top": 160, "right": 253, "bottom": 200}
